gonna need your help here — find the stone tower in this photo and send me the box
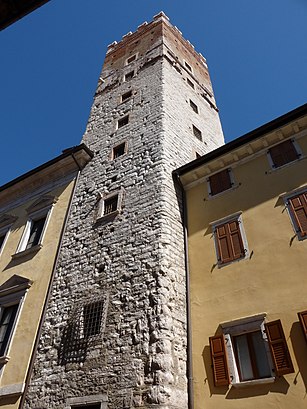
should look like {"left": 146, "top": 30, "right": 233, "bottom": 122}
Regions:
{"left": 24, "top": 12, "right": 224, "bottom": 409}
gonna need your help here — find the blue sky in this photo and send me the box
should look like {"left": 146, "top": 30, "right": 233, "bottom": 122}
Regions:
{"left": 0, "top": 0, "right": 306, "bottom": 186}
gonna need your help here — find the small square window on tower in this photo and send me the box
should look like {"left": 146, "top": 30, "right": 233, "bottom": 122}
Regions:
{"left": 126, "top": 54, "right": 137, "bottom": 65}
{"left": 112, "top": 142, "right": 127, "bottom": 159}
{"left": 268, "top": 139, "right": 301, "bottom": 168}
{"left": 121, "top": 90, "right": 132, "bottom": 103}
{"left": 187, "top": 78, "right": 195, "bottom": 89}
{"left": 192, "top": 125, "right": 202, "bottom": 141}
{"left": 184, "top": 61, "right": 192, "bottom": 72}
{"left": 124, "top": 71, "right": 134, "bottom": 82}
{"left": 97, "top": 190, "right": 124, "bottom": 221}
{"left": 117, "top": 115, "right": 129, "bottom": 129}
{"left": 285, "top": 191, "right": 307, "bottom": 240}
{"left": 189, "top": 99, "right": 198, "bottom": 114}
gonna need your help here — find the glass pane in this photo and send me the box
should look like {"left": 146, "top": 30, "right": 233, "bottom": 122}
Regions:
{"left": 235, "top": 334, "right": 254, "bottom": 381}
{"left": 251, "top": 331, "right": 271, "bottom": 378}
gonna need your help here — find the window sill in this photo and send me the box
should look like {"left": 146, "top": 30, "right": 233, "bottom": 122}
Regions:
{"left": 208, "top": 183, "right": 239, "bottom": 199}
{"left": 96, "top": 210, "right": 119, "bottom": 223}
{"left": 12, "top": 244, "right": 42, "bottom": 259}
{"left": 0, "top": 355, "right": 10, "bottom": 365}
{"left": 232, "top": 377, "right": 275, "bottom": 388}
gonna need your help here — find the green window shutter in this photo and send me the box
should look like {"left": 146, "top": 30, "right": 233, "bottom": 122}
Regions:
{"left": 265, "top": 320, "right": 294, "bottom": 376}
{"left": 209, "top": 334, "right": 230, "bottom": 386}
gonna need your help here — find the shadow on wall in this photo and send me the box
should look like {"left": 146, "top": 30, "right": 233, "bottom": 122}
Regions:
{"left": 202, "top": 343, "right": 290, "bottom": 400}
{"left": 290, "top": 321, "right": 307, "bottom": 396}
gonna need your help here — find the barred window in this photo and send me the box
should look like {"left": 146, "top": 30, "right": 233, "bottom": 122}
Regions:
{"left": 83, "top": 301, "right": 104, "bottom": 338}
{"left": 104, "top": 195, "right": 118, "bottom": 216}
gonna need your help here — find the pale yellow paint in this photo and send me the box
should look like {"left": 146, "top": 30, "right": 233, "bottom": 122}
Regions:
{"left": 187, "top": 135, "right": 307, "bottom": 409}
{"left": 0, "top": 180, "right": 75, "bottom": 409}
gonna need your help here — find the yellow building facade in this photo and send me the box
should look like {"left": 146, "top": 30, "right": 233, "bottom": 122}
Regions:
{"left": 174, "top": 104, "right": 307, "bottom": 409}
{"left": 0, "top": 145, "right": 92, "bottom": 409}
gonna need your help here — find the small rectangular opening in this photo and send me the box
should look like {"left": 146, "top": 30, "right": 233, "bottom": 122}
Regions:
{"left": 187, "top": 78, "right": 195, "bottom": 89}
{"left": 127, "top": 54, "right": 137, "bottom": 64}
{"left": 124, "top": 71, "right": 134, "bottom": 81}
{"left": 104, "top": 195, "right": 118, "bottom": 216}
{"left": 190, "top": 99, "right": 198, "bottom": 113}
{"left": 113, "top": 142, "right": 126, "bottom": 159}
{"left": 121, "top": 90, "right": 132, "bottom": 102}
{"left": 185, "top": 61, "right": 192, "bottom": 72}
{"left": 117, "top": 115, "right": 129, "bottom": 129}
{"left": 192, "top": 125, "right": 202, "bottom": 141}
{"left": 83, "top": 301, "right": 104, "bottom": 338}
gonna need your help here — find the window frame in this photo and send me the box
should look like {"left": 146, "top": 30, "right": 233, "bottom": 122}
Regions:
{"left": 267, "top": 138, "right": 302, "bottom": 170}
{"left": 117, "top": 115, "right": 129, "bottom": 130}
{"left": 112, "top": 141, "right": 128, "bottom": 160}
{"left": 125, "top": 53, "right": 138, "bottom": 65}
{"left": 284, "top": 189, "right": 307, "bottom": 240}
{"left": 192, "top": 124, "right": 202, "bottom": 141}
{"left": 0, "top": 214, "right": 17, "bottom": 258}
{"left": 0, "top": 227, "right": 10, "bottom": 257}
{"left": 187, "top": 78, "right": 195, "bottom": 89}
{"left": 211, "top": 212, "right": 249, "bottom": 267}
{"left": 97, "top": 190, "right": 124, "bottom": 221}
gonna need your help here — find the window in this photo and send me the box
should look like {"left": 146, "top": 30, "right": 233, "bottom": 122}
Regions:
{"left": 97, "top": 190, "right": 123, "bottom": 220}
{"left": 0, "top": 275, "right": 32, "bottom": 362}
{"left": 16, "top": 195, "right": 56, "bottom": 254}
{"left": 117, "top": 115, "right": 129, "bottom": 129}
{"left": 126, "top": 54, "right": 137, "bottom": 64}
{"left": 210, "top": 315, "right": 294, "bottom": 387}
{"left": 187, "top": 78, "right": 195, "bottom": 89}
{"left": 286, "top": 191, "right": 307, "bottom": 239}
{"left": 124, "top": 71, "right": 134, "bottom": 81}
{"left": 83, "top": 301, "right": 104, "bottom": 338}
{"left": 189, "top": 99, "right": 198, "bottom": 113}
{"left": 192, "top": 125, "right": 202, "bottom": 141}
{"left": 121, "top": 90, "right": 132, "bottom": 102}
{"left": 184, "top": 61, "right": 192, "bottom": 72}
{"left": 112, "top": 142, "right": 127, "bottom": 159}
{"left": 208, "top": 169, "right": 233, "bottom": 196}
{"left": 298, "top": 310, "right": 307, "bottom": 343}
{"left": 268, "top": 139, "right": 300, "bottom": 168}
{"left": 212, "top": 213, "right": 248, "bottom": 265}
{"left": 0, "top": 214, "right": 17, "bottom": 257}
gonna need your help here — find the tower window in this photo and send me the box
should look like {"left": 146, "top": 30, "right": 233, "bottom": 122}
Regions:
{"left": 126, "top": 54, "right": 137, "bottom": 64}
{"left": 192, "top": 125, "right": 202, "bottom": 141}
{"left": 83, "top": 301, "right": 104, "bottom": 338}
{"left": 185, "top": 61, "right": 192, "bottom": 72}
{"left": 117, "top": 115, "right": 129, "bottom": 129}
{"left": 190, "top": 99, "right": 198, "bottom": 113}
{"left": 124, "top": 71, "right": 134, "bottom": 81}
{"left": 187, "top": 78, "right": 195, "bottom": 89}
{"left": 121, "top": 90, "right": 132, "bottom": 103}
{"left": 112, "top": 142, "right": 127, "bottom": 159}
{"left": 103, "top": 195, "right": 118, "bottom": 216}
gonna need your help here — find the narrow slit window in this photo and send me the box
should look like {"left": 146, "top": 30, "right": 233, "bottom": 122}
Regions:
{"left": 121, "top": 90, "right": 132, "bottom": 102}
{"left": 192, "top": 125, "right": 202, "bottom": 141}
{"left": 117, "top": 116, "right": 129, "bottom": 129}
{"left": 113, "top": 142, "right": 126, "bottom": 159}
{"left": 190, "top": 99, "right": 198, "bottom": 113}
{"left": 124, "top": 71, "right": 134, "bottom": 81}
{"left": 187, "top": 78, "right": 195, "bottom": 89}
{"left": 185, "top": 61, "right": 192, "bottom": 72}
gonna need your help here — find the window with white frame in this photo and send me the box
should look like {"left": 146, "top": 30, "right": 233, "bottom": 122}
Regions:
{"left": 0, "top": 214, "right": 17, "bottom": 257}
{"left": 267, "top": 138, "right": 301, "bottom": 169}
{"left": 16, "top": 195, "right": 56, "bottom": 254}
{"left": 211, "top": 213, "right": 248, "bottom": 266}
{"left": 0, "top": 275, "right": 32, "bottom": 362}
{"left": 209, "top": 314, "right": 294, "bottom": 387}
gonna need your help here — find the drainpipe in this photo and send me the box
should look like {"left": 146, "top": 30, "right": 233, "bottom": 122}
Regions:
{"left": 173, "top": 171, "right": 194, "bottom": 409}
{"left": 19, "top": 158, "right": 82, "bottom": 409}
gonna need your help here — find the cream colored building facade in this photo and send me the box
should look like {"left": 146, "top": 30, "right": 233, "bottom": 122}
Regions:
{"left": 0, "top": 145, "right": 92, "bottom": 409}
{"left": 174, "top": 104, "right": 307, "bottom": 409}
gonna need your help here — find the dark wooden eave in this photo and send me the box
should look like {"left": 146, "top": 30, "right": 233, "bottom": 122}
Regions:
{"left": 0, "top": 0, "right": 50, "bottom": 31}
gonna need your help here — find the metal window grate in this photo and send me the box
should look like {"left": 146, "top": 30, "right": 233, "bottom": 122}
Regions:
{"left": 104, "top": 195, "right": 118, "bottom": 215}
{"left": 83, "top": 301, "right": 104, "bottom": 337}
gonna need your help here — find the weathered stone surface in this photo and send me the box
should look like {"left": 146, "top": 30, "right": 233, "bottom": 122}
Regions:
{"left": 24, "top": 13, "right": 224, "bottom": 409}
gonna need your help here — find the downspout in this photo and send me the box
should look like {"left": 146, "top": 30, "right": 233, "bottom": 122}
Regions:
{"left": 173, "top": 171, "right": 194, "bottom": 409}
{"left": 19, "top": 157, "right": 82, "bottom": 409}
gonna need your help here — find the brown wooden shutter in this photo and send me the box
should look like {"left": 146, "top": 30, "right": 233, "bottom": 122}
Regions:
{"left": 269, "top": 140, "right": 299, "bottom": 168}
{"left": 265, "top": 320, "right": 294, "bottom": 376}
{"left": 209, "top": 335, "right": 230, "bottom": 386}
{"left": 298, "top": 310, "right": 307, "bottom": 343}
{"left": 209, "top": 169, "right": 232, "bottom": 196}
{"left": 216, "top": 220, "right": 245, "bottom": 264}
{"left": 289, "top": 193, "right": 307, "bottom": 237}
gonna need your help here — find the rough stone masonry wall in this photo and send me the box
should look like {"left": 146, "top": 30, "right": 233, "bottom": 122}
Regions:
{"left": 24, "top": 20, "right": 224, "bottom": 409}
